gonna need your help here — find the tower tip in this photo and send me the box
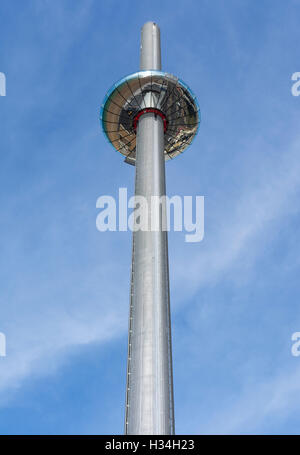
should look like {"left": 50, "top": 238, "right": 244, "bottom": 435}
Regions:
{"left": 140, "top": 22, "right": 161, "bottom": 71}
{"left": 142, "top": 21, "right": 160, "bottom": 31}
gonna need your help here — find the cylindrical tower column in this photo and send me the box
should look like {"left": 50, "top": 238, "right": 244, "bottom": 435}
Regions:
{"left": 140, "top": 21, "right": 162, "bottom": 70}
{"left": 125, "top": 22, "right": 175, "bottom": 435}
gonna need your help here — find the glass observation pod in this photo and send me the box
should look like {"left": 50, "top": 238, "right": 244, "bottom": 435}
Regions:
{"left": 100, "top": 70, "right": 201, "bottom": 165}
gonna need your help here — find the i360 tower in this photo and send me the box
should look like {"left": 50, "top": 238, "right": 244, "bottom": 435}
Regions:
{"left": 101, "top": 22, "right": 200, "bottom": 435}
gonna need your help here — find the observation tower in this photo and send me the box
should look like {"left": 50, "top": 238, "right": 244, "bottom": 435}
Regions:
{"left": 100, "top": 22, "right": 200, "bottom": 435}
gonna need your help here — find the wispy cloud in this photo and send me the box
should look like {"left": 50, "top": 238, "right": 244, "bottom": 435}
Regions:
{"left": 171, "top": 125, "right": 300, "bottom": 303}
{"left": 200, "top": 364, "right": 300, "bottom": 434}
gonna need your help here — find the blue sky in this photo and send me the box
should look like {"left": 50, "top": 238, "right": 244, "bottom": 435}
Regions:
{"left": 0, "top": 0, "right": 300, "bottom": 435}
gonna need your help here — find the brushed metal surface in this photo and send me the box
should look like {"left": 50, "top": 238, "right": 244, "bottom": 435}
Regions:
{"left": 125, "top": 22, "right": 175, "bottom": 435}
{"left": 140, "top": 22, "right": 161, "bottom": 71}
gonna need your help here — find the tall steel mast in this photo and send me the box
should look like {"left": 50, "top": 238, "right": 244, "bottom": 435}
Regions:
{"left": 100, "top": 22, "right": 200, "bottom": 435}
{"left": 125, "top": 22, "right": 174, "bottom": 435}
